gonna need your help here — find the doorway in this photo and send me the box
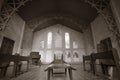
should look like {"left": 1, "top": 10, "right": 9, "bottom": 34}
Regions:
{"left": 0, "top": 37, "right": 15, "bottom": 55}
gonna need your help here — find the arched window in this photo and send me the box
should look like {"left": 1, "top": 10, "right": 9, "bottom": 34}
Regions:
{"left": 65, "top": 32, "right": 70, "bottom": 48}
{"left": 47, "top": 32, "right": 52, "bottom": 49}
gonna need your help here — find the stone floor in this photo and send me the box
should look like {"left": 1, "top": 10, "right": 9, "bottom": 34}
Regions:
{"left": 3, "top": 64, "right": 110, "bottom": 80}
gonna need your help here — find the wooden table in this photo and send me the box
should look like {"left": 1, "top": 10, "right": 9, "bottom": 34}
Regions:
{"left": 45, "top": 64, "right": 76, "bottom": 80}
{"left": 91, "top": 48, "right": 120, "bottom": 80}
{"left": 0, "top": 54, "right": 30, "bottom": 77}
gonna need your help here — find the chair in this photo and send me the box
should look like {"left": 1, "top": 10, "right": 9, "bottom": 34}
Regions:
{"left": 50, "top": 54, "right": 67, "bottom": 76}
{"left": 30, "top": 52, "right": 41, "bottom": 65}
{"left": 50, "top": 54, "right": 66, "bottom": 64}
{"left": 45, "top": 54, "right": 76, "bottom": 80}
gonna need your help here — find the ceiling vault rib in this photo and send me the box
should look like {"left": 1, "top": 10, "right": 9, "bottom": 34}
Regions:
{"left": 0, "top": 0, "right": 31, "bottom": 31}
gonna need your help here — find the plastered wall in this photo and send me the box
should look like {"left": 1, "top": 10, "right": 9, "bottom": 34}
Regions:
{"left": 0, "top": 13, "right": 25, "bottom": 55}
{"left": 32, "top": 24, "right": 85, "bottom": 64}
{"left": 83, "top": 26, "right": 94, "bottom": 55}
{"left": 110, "top": 0, "right": 120, "bottom": 57}
{"left": 22, "top": 25, "right": 33, "bottom": 56}
{"left": 111, "top": 0, "right": 120, "bottom": 31}
{"left": 91, "top": 3, "right": 120, "bottom": 57}
{"left": 91, "top": 14, "right": 112, "bottom": 52}
{"left": 91, "top": 14, "right": 120, "bottom": 80}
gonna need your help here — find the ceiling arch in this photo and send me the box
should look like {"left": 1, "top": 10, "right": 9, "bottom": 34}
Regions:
{"left": 27, "top": 15, "right": 86, "bottom": 33}
{"left": 17, "top": 0, "right": 101, "bottom": 32}
{"left": 18, "top": 0, "right": 97, "bottom": 23}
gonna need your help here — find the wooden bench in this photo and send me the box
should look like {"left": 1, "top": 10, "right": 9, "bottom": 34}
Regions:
{"left": 83, "top": 55, "right": 92, "bottom": 71}
{"left": 30, "top": 52, "right": 41, "bottom": 66}
{"left": 91, "top": 48, "right": 120, "bottom": 79}
{"left": 0, "top": 54, "right": 30, "bottom": 77}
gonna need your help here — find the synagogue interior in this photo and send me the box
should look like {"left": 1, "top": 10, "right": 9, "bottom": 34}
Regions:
{"left": 0, "top": 0, "right": 120, "bottom": 80}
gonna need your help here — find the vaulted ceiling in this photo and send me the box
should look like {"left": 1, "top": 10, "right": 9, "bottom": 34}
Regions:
{"left": 17, "top": 0, "right": 98, "bottom": 32}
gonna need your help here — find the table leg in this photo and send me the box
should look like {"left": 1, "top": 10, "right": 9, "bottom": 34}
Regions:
{"left": 26, "top": 61, "right": 29, "bottom": 72}
{"left": 65, "top": 68, "right": 67, "bottom": 76}
{"left": 83, "top": 58, "right": 86, "bottom": 71}
{"left": 51, "top": 69, "right": 53, "bottom": 76}
{"left": 92, "top": 60, "right": 96, "bottom": 75}
{"left": 47, "top": 69, "right": 51, "bottom": 80}
{"left": 68, "top": 68, "right": 72, "bottom": 80}
{"left": 12, "top": 63, "right": 17, "bottom": 77}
